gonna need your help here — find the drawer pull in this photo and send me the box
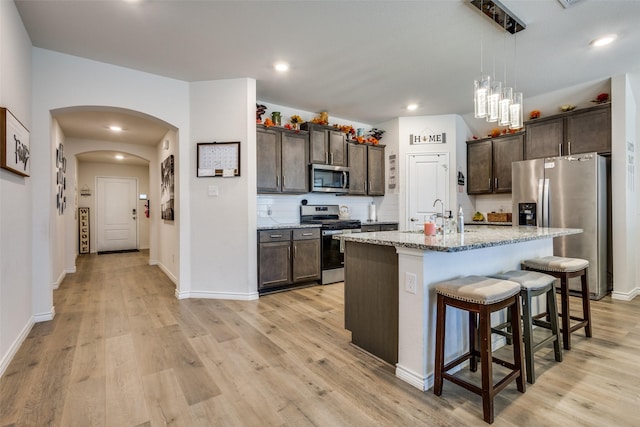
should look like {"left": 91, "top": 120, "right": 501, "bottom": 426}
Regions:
{"left": 301, "top": 232, "right": 313, "bottom": 236}
{"left": 270, "top": 234, "right": 283, "bottom": 238}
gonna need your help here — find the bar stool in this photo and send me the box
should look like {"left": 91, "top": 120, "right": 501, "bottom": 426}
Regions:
{"left": 521, "top": 256, "right": 592, "bottom": 350}
{"left": 490, "top": 270, "right": 562, "bottom": 384}
{"left": 434, "top": 276, "right": 525, "bottom": 424}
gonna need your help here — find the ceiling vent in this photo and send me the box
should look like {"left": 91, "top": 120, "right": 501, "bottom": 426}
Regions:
{"left": 557, "top": 0, "right": 585, "bottom": 8}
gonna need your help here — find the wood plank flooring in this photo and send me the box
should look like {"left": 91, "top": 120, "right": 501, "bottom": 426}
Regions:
{"left": 2, "top": 250, "right": 640, "bottom": 426}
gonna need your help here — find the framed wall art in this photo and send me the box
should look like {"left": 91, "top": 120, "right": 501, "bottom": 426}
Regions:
{"left": 161, "top": 155, "right": 174, "bottom": 221}
{"left": 78, "top": 207, "right": 90, "bottom": 254}
{"left": 0, "top": 107, "right": 30, "bottom": 177}
{"left": 197, "top": 141, "right": 240, "bottom": 177}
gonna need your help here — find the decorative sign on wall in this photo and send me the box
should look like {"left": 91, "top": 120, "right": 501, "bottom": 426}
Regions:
{"left": 161, "top": 155, "right": 174, "bottom": 221}
{"left": 56, "top": 143, "right": 67, "bottom": 215}
{"left": 409, "top": 132, "right": 447, "bottom": 145}
{"left": 196, "top": 142, "right": 240, "bottom": 177}
{"left": 78, "top": 207, "right": 90, "bottom": 254}
{"left": 0, "top": 107, "right": 30, "bottom": 177}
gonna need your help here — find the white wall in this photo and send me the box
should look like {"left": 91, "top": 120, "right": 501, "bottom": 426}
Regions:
{"left": 188, "top": 79, "right": 257, "bottom": 300}
{"left": 0, "top": 0, "right": 33, "bottom": 376}
{"left": 611, "top": 74, "right": 638, "bottom": 300}
{"left": 31, "top": 48, "right": 190, "bottom": 322}
{"left": 77, "top": 161, "right": 150, "bottom": 252}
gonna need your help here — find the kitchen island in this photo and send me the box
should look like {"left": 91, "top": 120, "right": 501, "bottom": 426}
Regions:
{"left": 338, "top": 225, "right": 582, "bottom": 391}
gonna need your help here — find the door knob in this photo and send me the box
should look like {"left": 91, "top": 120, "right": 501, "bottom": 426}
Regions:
{"left": 410, "top": 217, "right": 419, "bottom": 222}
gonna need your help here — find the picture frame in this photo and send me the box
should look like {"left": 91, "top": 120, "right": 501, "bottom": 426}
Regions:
{"left": 78, "top": 207, "right": 90, "bottom": 254}
{"left": 197, "top": 141, "right": 240, "bottom": 177}
{"left": 0, "top": 107, "right": 30, "bottom": 177}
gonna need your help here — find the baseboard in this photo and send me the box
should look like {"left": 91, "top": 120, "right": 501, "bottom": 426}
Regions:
{"left": 52, "top": 269, "right": 67, "bottom": 290}
{"left": 66, "top": 266, "right": 76, "bottom": 274}
{"left": 156, "top": 262, "right": 177, "bottom": 285}
{"left": 33, "top": 306, "right": 55, "bottom": 322}
{"left": 0, "top": 316, "right": 34, "bottom": 378}
{"left": 176, "top": 290, "right": 260, "bottom": 301}
{"left": 611, "top": 287, "right": 640, "bottom": 301}
{"left": 395, "top": 364, "right": 430, "bottom": 391}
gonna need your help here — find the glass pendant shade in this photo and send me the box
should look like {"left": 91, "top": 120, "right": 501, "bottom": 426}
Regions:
{"left": 486, "top": 79, "right": 502, "bottom": 122}
{"left": 509, "top": 92, "right": 523, "bottom": 129}
{"left": 499, "top": 86, "right": 513, "bottom": 126}
{"left": 474, "top": 74, "right": 490, "bottom": 118}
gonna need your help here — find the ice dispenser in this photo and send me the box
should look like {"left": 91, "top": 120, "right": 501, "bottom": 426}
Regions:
{"left": 518, "top": 203, "right": 537, "bottom": 226}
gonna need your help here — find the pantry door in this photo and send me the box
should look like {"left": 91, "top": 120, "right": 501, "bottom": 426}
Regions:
{"left": 407, "top": 153, "right": 449, "bottom": 231}
{"left": 96, "top": 177, "right": 138, "bottom": 252}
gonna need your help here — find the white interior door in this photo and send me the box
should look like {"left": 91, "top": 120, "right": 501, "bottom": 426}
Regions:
{"left": 96, "top": 177, "right": 138, "bottom": 252}
{"left": 407, "top": 153, "right": 449, "bottom": 230}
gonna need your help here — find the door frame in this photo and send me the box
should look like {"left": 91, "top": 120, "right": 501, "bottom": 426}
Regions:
{"left": 95, "top": 175, "right": 139, "bottom": 252}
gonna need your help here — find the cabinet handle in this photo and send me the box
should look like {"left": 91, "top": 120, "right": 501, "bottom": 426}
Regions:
{"left": 293, "top": 245, "right": 297, "bottom": 258}
{"left": 568, "top": 141, "right": 572, "bottom": 156}
{"left": 270, "top": 234, "right": 283, "bottom": 238}
{"left": 301, "top": 232, "right": 313, "bottom": 236}
{"left": 558, "top": 143, "right": 562, "bottom": 157}
{"left": 276, "top": 175, "right": 280, "bottom": 188}
{"left": 495, "top": 178, "right": 498, "bottom": 189}
{"left": 288, "top": 247, "right": 291, "bottom": 259}
{"left": 369, "top": 180, "right": 372, "bottom": 193}
{"left": 330, "top": 152, "right": 334, "bottom": 164}
{"left": 325, "top": 152, "right": 329, "bottom": 164}
{"left": 282, "top": 175, "right": 286, "bottom": 189}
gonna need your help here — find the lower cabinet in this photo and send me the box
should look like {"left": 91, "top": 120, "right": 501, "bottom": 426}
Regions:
{"left": 258, "top": 228, "right": 321, "bottom": 293}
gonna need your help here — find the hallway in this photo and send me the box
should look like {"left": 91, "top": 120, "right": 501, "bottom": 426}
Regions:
{"left": 2, "top": 251, "right": 640, "bottom": 426}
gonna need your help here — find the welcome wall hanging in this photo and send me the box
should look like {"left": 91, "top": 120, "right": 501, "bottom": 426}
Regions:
{"left": 0, "top": 107, "right": 30, "bottom": 177}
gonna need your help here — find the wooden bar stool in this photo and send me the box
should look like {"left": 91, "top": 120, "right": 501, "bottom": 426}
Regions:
{"left": 490, "top": 270, "right": 563, "bottom": 384}
{"left": 522, "top": 256, "right": 592, "bottom": 350}
{"left": 434, "top": 276, "right": 525, "bottom": 424}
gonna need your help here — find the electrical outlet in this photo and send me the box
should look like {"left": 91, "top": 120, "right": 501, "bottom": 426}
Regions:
{"left": 405, "top": 272, "right": 417, "bottom": 294}
{"left": 267, "top": 205, "right": 272, "bottom": 216}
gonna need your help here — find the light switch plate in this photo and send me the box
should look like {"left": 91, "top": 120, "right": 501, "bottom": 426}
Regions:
{"left": 405, "top": 272, "right": 417, "bottom": 294}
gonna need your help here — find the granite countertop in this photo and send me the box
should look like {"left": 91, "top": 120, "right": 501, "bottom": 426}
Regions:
{"left": 334, "top": 225, "right": 582, "bottom": 253}
{"left": 465, "top": 221, "right": 513, "bottom": 226}
{"left": 257, "top": 223, "right": 321, "bottom": 230}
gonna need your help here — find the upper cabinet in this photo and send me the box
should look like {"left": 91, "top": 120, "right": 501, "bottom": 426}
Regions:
{"left": 257, "top": 126, "right": 309, "bottom": 194}
{"left": 467, "top": 133, "right": 524, "bottom": 195}
{"left": 525, "top": 103, "right": 611, "bottom": 159}
{"left": 348, "top": 143, "right": 385, "bottom": 196}
{"left": 301, "top": 123, "right": 348, "bottom": 166}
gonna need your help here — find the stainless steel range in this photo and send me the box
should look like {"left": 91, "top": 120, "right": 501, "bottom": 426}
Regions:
{"left": 300, "top": 204, "right": 361, "bottom": 284}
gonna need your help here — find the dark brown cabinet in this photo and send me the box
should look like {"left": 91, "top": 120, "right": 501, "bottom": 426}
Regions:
{"left": 258, "top": 228, "right": 320, "bottom": 293}
{"left": 348, "top": 143, "right": 385, "bottom": 196}
{"left": 301, "top": 123, "right": 347, "bottom": 166}
{"left": 361, "top": 223, "right": 398, "bottom": 232}
{"left": 257, "top": 126, "right": 308, "bottom": 194}
{"left": 467, "top": 133, "right": 524, "bottom": 194}
{"left": 525, "top": 103, "right": 611, "bottom": 159}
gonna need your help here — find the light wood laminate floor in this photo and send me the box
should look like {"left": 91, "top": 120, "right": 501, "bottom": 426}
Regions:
{"left": 2, "top": 250, "right": 640, "bottom": 426}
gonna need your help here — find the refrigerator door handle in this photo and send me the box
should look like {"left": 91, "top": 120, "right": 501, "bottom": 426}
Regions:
{"left": 542, "top": 178, "right": 550, "bottom": 227}
{"left": 537, "top": 179, "right": 544, "bottom": 227}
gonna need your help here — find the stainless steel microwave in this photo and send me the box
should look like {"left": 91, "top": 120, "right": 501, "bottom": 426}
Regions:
{"left": 310, "top": 164, "right": 349, "bottom": 193}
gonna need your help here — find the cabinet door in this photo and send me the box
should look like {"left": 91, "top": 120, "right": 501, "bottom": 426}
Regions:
{"left": 328, "top": 130, "right": 347, "bottom": 166}
{"left": 367, "top": 145, "right": 385, "bottom": 196}
{"left": 258, "top": 241, "right": 291, "bottom": 290}
{"left": 292, "top": 239, "right": 321, "bottom": 283}
{"left": 281, "top": 132, "right": 309, "bottom": 193}
{"left": 565, "top": 105, "right": 611, "bottom": 155}
{"left": 492, "top": 134, "right": 523, "bottom": 193}
{"left": 525, "top": 117, "right": 563, "bottom": 159}
{"left": 361, "top": 224, "right": 379, "bottom": 232}
{"left": 257, "top": 128, "right": 281, "bottom": 193}
{"left": 379, "top": 223, "right": 398, "bottom": 231}
{"left": 308, "top": 127, "right": 328, "bottom": 164}
{"left": 348, "top": 143, "right": 367, "bottom": 195}
{"left": 467, "top": 140, "right": 493, "bottom": 194}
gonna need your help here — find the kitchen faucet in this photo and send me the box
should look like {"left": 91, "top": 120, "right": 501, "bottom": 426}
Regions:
{"left": 433, "top": 198, "right": 444, "bottom": 235}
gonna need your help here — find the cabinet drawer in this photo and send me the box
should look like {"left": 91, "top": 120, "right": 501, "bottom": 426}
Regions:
{"left": 379, "top": 224, "right": 398, "bottom": 231}
{"left": 259, "top": 229, "right": 292, "bottom": 243}
{"left": 361, "top": 225, "right": 379, "bottom": 232}
{"left": 293, "top": 228, "right": 320, "bottom": 240}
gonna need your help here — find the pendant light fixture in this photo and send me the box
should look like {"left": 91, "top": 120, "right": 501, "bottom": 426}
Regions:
{"left": 509, "top": 32, "right": 523, "bottom": 129}
{"left": 470, "top": 0, "right": 525, "bottom": 127}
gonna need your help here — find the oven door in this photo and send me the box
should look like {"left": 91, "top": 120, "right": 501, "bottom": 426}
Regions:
{"left": 321, "top": 229, "right": 361, "bottom": 270}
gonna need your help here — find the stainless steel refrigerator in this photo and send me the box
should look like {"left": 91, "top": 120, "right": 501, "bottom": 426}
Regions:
{"left": 512, "top": 152, "right": 611, "bottom": 299}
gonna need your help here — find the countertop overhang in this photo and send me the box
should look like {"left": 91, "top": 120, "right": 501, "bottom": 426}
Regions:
{"left": 335, "top": 225, "right": 582, "bottom": 252}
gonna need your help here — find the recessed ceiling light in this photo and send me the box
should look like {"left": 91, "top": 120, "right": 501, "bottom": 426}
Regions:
{"left": 407, "top": 104, "right": 418, "bottom": 111}
{"left": 115, "top": 154, "right": 124, "bottom": 160}
{"left": 591, "top": 34, "right": 617, "bottom": 47}
{"left": 274, "top": 62, "right": 289, "bottom": 72}
{"left": 109, "top": 125, "right": 122, "bottom": 132}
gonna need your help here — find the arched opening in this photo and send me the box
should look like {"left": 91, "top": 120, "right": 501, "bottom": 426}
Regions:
{"left": 49, "top": 105, "right": 179, "bottom": 288}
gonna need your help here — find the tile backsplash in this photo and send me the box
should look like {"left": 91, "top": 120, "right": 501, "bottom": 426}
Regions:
{"left": 257, "top": 193, "right": 399, "bottom": 226}
{"left": 473, "top": 193, "right": 513, "bottom": 215}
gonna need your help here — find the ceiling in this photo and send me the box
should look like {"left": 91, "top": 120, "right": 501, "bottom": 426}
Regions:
{"left": 15, "top": 0, "right": 640, "bottom": 162}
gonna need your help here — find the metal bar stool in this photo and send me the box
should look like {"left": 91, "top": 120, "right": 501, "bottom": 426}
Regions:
{"left": 490, "top": 270, "right": 563, "bottom": 384}
{"left": 434, "top": 276, "right": 525, "bottom": 424}
{"left": 522, "top": 256, "right": 592, "bottom": 350}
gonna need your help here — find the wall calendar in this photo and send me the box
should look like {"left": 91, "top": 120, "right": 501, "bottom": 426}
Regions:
{"left": 197, "top": 141, "right": 240, "bottom": 177}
